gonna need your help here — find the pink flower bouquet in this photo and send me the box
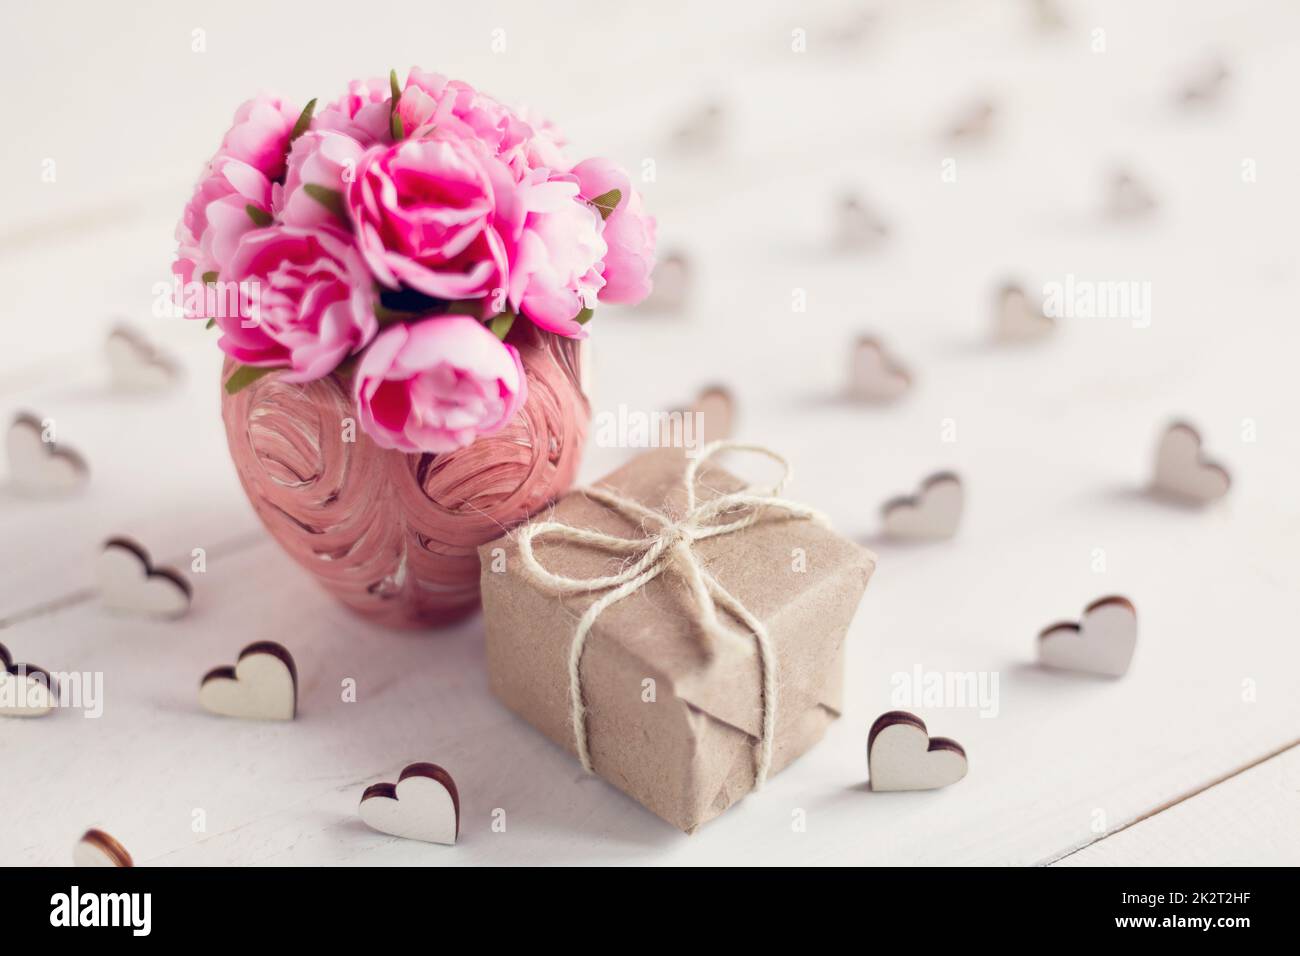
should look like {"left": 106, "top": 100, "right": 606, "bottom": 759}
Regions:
{"left": 176, "top": 68, "right": 655, "bottom": 454}
{"left": 177, "top": 70, "right": 655, "bottom": 627}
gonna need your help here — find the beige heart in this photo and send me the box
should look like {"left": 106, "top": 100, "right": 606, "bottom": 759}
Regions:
{"left": 1152, "top": 422, "right": 1230, "bottom": 504}
{"left": 0, "top": 643, "right": 55, "bottom": 718}
{"left": 639, "top": 251, "right": 690, "bottom": 314}
{"left": 359, "top": 762, "right": 460, "bottom": 845}
{"left": 1108, "top": 169, "right": 1157, "bottom": 219}
{"left": 994, "top": 284, "right": 1055, "bottom": 342}
{"left": 868, "top": 711, "right": 968, "bottom": 792}
{"left": 848, "top": 336, "right": 911, "bottom": 402}
{"left": 1038, "top": 595, "right": 1138, "bottom": 677}
{"left": 74, "top": 828, "right": 133, "bottom": 867}
{"left": 199, "top": 642, "right": 297, "bottom": 721}
{"left": 107, "top": 324, "right": 179, "bottom": 392}
{"left": 882, "top": 472, "right": 963, "bottom": 540}
{"left": 835, "top": 195, "right": 890, "bottom": 251}
{"left": 6, "top": 412, "right": 88, "bottom": 496}
{"left": 98, "top": 538, "right": 192, "bottom": 619}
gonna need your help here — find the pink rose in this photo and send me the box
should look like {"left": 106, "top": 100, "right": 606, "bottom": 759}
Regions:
{"left": 571, "top": 158, "right": 657, "bottom": 304}
{"left": 504, "top": 172, "right": 607, "bottom": 337}
{"left": 173, "top": 157, "right": 273, "bottom": 312}
{"left": 347, "top": 134, "right": 513, "bottom": 300}
{"left": 215, "top": 226, "right": 376, "bottom": 382}
{"left": 277, "top": 130, "right": 366, "bottom": 229}
{"left": 353, "top": 316, "right": 527, "bottom": 453}
{"left": 218, "top": 96, "right": 301, "bottom": 181}
{"left": 316, "top": 77, "right": 391, "bottom": 146}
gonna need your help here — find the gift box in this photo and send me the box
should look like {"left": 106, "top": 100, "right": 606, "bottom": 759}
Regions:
{"left": 478, "top": 445, "right": 876, "bottom": 832}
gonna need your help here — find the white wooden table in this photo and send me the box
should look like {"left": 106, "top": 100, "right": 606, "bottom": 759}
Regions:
{"left": 3, "top": 0, "right": 1298, "bottom": 866}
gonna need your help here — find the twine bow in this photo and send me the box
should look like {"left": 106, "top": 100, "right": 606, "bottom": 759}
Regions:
{"left": 515, "top": 440, "right": 827, "bottom": 789}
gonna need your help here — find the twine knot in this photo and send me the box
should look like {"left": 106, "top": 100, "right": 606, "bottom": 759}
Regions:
{"left": 515, "top": 440, "right": 827, "bottom": 789}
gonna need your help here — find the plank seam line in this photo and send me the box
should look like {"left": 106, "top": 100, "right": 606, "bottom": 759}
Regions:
{"left": 1041, "top": 735, "right": 1300, "bottom": 866}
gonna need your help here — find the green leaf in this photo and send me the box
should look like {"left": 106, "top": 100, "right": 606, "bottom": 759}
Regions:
{"left": 575, "top": 306, "right": 595, "bottom": 325}
{"left": 245, "top": 204, "right": 273, "bottom": 227}
{"left": 589, "top": 188, "right": 621, "bottom": 220}
{"left": 223, "top": 364, "right": 274, "bottom": 395}
{"left": 201, "top": 271, "right": 218, "bottom": 285}
{"left": 389, "top": 69, "right": 405, "bottom": 140}
{"left": 290, "top": 98, "right": 317, "bottom": 141}
{"left": 303, "top": 183, "right": 348, "bottom": 222}
{"left": 489, "top": 311, "right": 517, "bottom": 340}
{"left": 204, "top": 318, "right": 216, "bottom": 330}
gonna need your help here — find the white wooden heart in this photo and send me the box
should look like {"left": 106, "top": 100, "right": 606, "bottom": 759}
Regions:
{"left": 994, "top": 283, "right": 1054, "bottom": 342}
{"left": 1151, "top": 422, "right": 1230, "bottom": 504}
{"left": 671, "top": 101, "right": 726, "bottom": 154}
{"left": 639, "top": 251, "right": 690, "bottom": 314}
{"left": 359, "top": 762, "right": 460, "bottom": 845}
{"left": 199, "top": 641, "right": 297, "bottom": 721}
{"left": 0, "top": 643, "right": 55, "bottom": 718}
{"left": 1038, "top": 595, "right": 1138, "bottom": 677}
{"left": 868, "top": 711, "right": 968, "bottom": 792}
{"left": 835, "top": 195, "right": 890, "bottom": 251}
{"left": 1107, "top": 169, "right": 1157, "bottom": 219}
{"left": 882, "top": 472, "right": 963, "bottom": 540}
{"left": 848, "top": 336, "right": 911, "bottom": 402}
{"left": 73, "top": 828, "right": 133, "bottom": 867}
{"left": 6, "top": 412, "right": 89, "bottom": 496}
{"left": 98, "top": 537, "right": 191, "bottom": 619}
{"left": 106, "top": 323, "right": 180, "bottom": 392}
{"left": 1177, "top": 58, "right": 1230, "bottom": 107}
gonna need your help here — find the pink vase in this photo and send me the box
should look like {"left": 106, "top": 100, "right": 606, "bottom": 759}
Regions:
{"left": 221, "top": 325, "right": 589, "bottom": 629}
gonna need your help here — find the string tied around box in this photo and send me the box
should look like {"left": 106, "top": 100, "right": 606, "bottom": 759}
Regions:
{"left": 515, "top": 440, "right": 828, "bottom": 789}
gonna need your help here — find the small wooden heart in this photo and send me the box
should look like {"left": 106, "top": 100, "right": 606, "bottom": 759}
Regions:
{"left": 640, "top": 250, "right": 690, "bottom": 314}
{"left": 994, "top": 283, "right": 1054, "bottom": 342}
{"left": 107, "top": 323, "right": 180, "bottom": 392}
{"left": 1151, "top": 421, "right": 1230, "bottom": 504}
{"left": 1038, "top": 595, "right": 1138, "bottom": 677}
{"left": 946, "top": 98, "right": 995, "bottom": 142}
{"left": 848, "top": 336, "right": 911, "bottom": 402}
{"left": 98, "top": 537, "right": 192, "bottom": 619}
{"left": 1177, "top": 58, "right": 1229, "bottom": 107}
{"left": 835, "top": 194, "right": 890, "bottom": 251}
{"left": 199, "top": 641, "right": 297, "bottom": 721}
{"left": 671, "top": 101, "right": 726, "bottom": 154}
{"left": 359, "top": 762, "right": 460, "bottom": 845}
{"left": 882, "top": 472, "right": 963, "bottom": 540}
{"left": 74, "top": 828, "right": 133, "bottom": 867}
{"left": 0, "top": 642, "right": 55, "bottom": 718}
{"left": 1107, "top": 169, "right": 1158, "bottom": 219}
{"left": 6, "top": 412, "right": 89, "bottom": 496}
{"left": 868, "top": 711, "right": 968, "bottom": 792}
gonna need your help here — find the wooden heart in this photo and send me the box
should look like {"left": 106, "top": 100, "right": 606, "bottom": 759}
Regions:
{"left": 74, "top": 828, "right": 133, "bottom": 867}
{"left": 1108, "top": 169, "right": 1157, "bottom": 219}
{"left": 107, "top": 323, "right": 180, "bottom": 392}
{"left": 994, "top": 283, "right": 1054, "bottom": 342}
{"left": 639, "top": 251, "right": 690, "bottom": 314}
{"left": 199, "top": 641, "right": 297, "bottom": 721}
{"left": 835, "top": 195, "right": 890, "bottom": 251}
{"left": 1038, "top": 595, "right": 1137, "bottom": 677}
{"left": 848, "top": 336, "right": 911, "bottom": 402}
{"left": 1152, "top": 422, "right": 1230, "bottom": 504}
{"left": 946, "top": 98, "right": 995, "bottom": 142}
{"left": 868, "top": 711, "right": 968, "bottom": 792}
{"left": 0, "top": 642, "right": 55, "bottom": 718}
{"left": 98, "top": 537, "right": 192, "bottom": 619}
{"left": 359, "top": 762, "right": 460, "bottom": 845}
{"left": 6, "top": 412, "right": 88, "bottom": 496}
{"left": 882, "top": 472, "right": 963, "bottom": 540}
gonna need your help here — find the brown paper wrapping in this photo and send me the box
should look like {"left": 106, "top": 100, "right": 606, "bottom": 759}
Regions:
{"left": 478, "top": 448, "right": 875, "bottom": 832}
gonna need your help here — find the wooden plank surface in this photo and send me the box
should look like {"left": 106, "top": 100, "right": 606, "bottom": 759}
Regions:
{"left": 2, "top": 0, "right": 1298, "bottom": 865}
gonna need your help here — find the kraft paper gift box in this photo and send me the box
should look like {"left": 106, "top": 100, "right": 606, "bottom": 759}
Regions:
{"left": 478, "top": 447, "right": 875, "bottom": 833}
